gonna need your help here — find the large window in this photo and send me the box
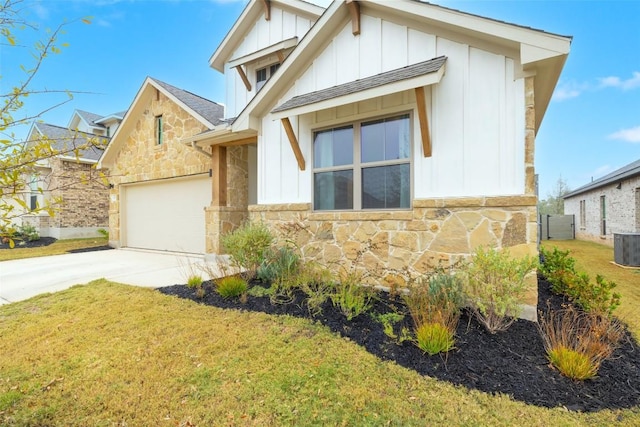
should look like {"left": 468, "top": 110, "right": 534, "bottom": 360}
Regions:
{"left": 256, "top": 63, "right": 280, "bottom": 92}
{"left": 313, "top": 114, "right": 411, "bottom": 211}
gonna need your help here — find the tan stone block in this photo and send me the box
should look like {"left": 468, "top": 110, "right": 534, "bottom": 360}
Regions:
{"left": 371, "top": 232, "right": 389, "bottom": 260}
{"left": 379, "top": 220, "right": 399, "bottom": 231}
{"left": 502, "top": 213, "right": 527, "bottom": 247}
{"left": 323, "top": 244, "right": 343, "bottom": 263}
{"left": 343, "top": 241, "right": 362, "bottom": 260}
{"left": 390, "top": 231, "right": 418, "bottom": 251}
{"left": 484, "top": 195, "right": 537, "bottom": 207}
{"left": 413, "top": 199, "right": 438, "bottom": 208}
{"left": 382, "top": 273, "right": 407, "bottom": 290}
{"left": 429, "top": 215, "right": 468, "bottom": 253}
{"left": 406, "top": 220, "right": 428, "bottom": 231}
{"left": 362, "top": 252, "right": 384, "bottom": 276}
{"left": 491, "top": 221, "right": 504, "bottom": 241}
{"left": 389, "top": 247, "right": 413, "bottom": 271}
{"left": 316, "top": 222, "right": 334, "bottom": 240}
{"left": 353, "top": 221, "right": 378, "bottom": 241}
{"left": 505, "top": 243, "right": 537, "bottom": 259}
{"left": 442, "top": 197, "right": 483, "bottom": 208}
{"left": 469, "top": 219, "right": 497, "bottom": 250}
{"left": 525, "top": 166, "right": 536, "bottom": 195}
{"left": 484, "top": 209, "right": 509, "bottom": 221}
{"left": 413, "top": 251, "right": 450, "bottom": 272}
{"left": 334, "top": 224, "right": 351, "bottom": 244}
{"left": 457, "top": 212, "right": 482, "bottom": 231}
{"left": 429, "top": 223, "right": 439, "bottom": 233}
{"left": 424, "top": 208, "right": 451, "bottom": 220}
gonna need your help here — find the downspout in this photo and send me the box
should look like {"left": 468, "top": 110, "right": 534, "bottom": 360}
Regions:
{"left": 191, "top": 141, "right": 212, "bottom": 158}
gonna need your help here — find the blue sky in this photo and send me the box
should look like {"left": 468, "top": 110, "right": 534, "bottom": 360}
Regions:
{"left": 2, "top": 0, "right": 639, "bottom": 200}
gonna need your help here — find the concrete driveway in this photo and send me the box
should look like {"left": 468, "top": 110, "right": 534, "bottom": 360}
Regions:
{"left": 0, "top": 249, "right": 214, "bottom": 305}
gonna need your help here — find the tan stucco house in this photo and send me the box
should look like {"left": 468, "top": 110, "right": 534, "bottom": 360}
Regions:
{"left": 99, "top": 0, "right": 571, "bottom": 312}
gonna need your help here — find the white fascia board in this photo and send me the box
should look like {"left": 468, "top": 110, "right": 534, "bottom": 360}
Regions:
{"left": 520, "top": 43, "right": 568, "bottom": 66}
{"left": 228, "top": 37, "right": 298, "bottom": 68}
{"left": 94, "top": 114, "right": 123, "bottom": 125}
{"left": 147, "top": 79, "right": 216, "bottom": 129}
{"left": 57, "top": 156, "right": 98, "bottom": 165}
{"left": 270, "top": 65, "right": 445, "bottom": 121}
{"left": 369, "top": 0, "right": 570, "bottom": 54}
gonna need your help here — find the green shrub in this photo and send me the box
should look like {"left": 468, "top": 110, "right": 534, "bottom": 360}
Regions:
{"left": 257, "top": 246, "right": 300, "bottom": 283}
{"left": 216, "top": 276, "right": 248, "bottom": 299}
{"left": 296, "top": 262, "right": 335, "bottom": 316}
{"left": 538, "top": 307, "right": 623, "bottom": 380}
{"left": 415, "top": 322, "right": 456, "bottom": 356}
{"left": 221, "top": 221, "right": 274, "bottom": 278}
{"left": 372, "top": 312, "right": 411, "bottom": 343}
{"left": 247, "top": 285, "right": 273, "bottom": 298}
{"left": 463, "top": 247, "right": 538, "bottom": 334}
{"left": 331, "top": 272, "right": 375, "bottom": 321}
{"left": 17, "top": 224, "right": 39, "bottom": 242}
{"left": 540, "top": 246, "right": 621, "bottom": 315}
{"left": 97, "top": 228, "right": 109, "bottom": 239}
{"left": 186, "top": 275, "right": 203, "bottom": 289}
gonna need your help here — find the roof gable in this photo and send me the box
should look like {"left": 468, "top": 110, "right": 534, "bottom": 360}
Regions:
{"left": 209, "top": 0, "right": 324, "bottom": 73}
{"left": 230, "top": 0, "right": 570, "bottom": 134}
{"left": 98, "top": 77, "right": 224, "bottom": 168}
{"left": 28, "top": 122, "right": 107, "bottom": 162}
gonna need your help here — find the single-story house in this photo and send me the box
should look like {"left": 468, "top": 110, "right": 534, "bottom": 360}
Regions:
{"left": 99, "top": 0, "right": 571, "bottom": 313}
{"left": 17, "top": 109, "right": 124, "bottom": 239}
{"left": 564, "top": 158, "right": 640, "bottom": 246}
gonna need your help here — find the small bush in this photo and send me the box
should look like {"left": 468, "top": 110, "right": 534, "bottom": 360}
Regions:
{"left": 463, "top": 247, "right": 538, "bottom": 334}
{"left": 216, "top": 276, "right": 248, "bottom": 299}
{"left": 221, "top": 221, "right": 274, "bottom": 278}
{"left": 186, "top": 275, "right": 203, "bottom": 289}
{"left": 17, "top": 224, "right": 40, "bottom": 242}
{"left": 247, "top": 285, "right": 273, "bottom": 298}
{"left": 331, "top": 272, "right": 375, "bottom": 321}
{"left": 539, "top": 246, "right": 577, "bottom": 295}
{"left": 257, "top": 246, "right": 300, "bottom": 283}
{"left": 97, "top": 228, "right": 109, "bottom": 239}
{"left": 296, "top": 262, "right": 335, "bottom": 317}
{"left": 372, "top": 312, "right": 411, "bottom": 343}
{"left": 538, "top": 307, "right": 624, "bottom": 380}
{"left": 415, "top": 322, "right": 456, "bottom": 355}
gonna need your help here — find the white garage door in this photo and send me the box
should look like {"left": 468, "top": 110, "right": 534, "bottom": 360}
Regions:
{"left": 123, "top": 176, "right": 211, "bottom": 254}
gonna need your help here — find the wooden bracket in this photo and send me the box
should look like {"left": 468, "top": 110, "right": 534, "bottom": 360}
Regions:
{"left": 415, "top": 86, "right": 432, "bottom": 158}
{"left": 261, "top": 0, "right": 271, "bottom": 21}
{"left": 346, "top": 0, "right": 360, "bottom": 36}
{"left": 281, "top": 118, "right": 306, "bottom": 171}
{"left": 235, "top": 66, "right": 252, "bottom": 91}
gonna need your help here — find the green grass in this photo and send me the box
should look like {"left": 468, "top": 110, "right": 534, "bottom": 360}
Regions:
{"left": 1, "top": 280, "right": 639, "bottom": 425}
{"left": 541, "top": 240, "right": 640, "bottom": 338}
{"left": 0, "top": 237, "right": 108, "bottom": 262}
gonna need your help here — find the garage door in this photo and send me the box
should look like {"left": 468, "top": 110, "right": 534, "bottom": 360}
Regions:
{"left": 122, "top": 176, "right": 211, "bottom": 253}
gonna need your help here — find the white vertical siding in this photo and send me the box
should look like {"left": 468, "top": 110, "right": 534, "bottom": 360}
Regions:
{"left": 259, "top": 16, "right": 527, "bottom": 204}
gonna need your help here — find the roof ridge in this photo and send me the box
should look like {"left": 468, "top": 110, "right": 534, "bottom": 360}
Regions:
{"left": 149, "top": 77, "right": 223, "bottom": 107}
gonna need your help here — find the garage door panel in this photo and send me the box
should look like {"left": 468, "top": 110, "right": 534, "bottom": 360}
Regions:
{"left": 123, "top": 176, "right": 210, "bottom": 253}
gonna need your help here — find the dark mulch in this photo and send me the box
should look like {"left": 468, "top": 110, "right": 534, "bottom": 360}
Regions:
{"left": 67, "top": 245, "right": 113, "bottom": 254}
{"left": 0, "top": 237, "right": 57, "bottom": 250}
{"left": 158, "top": 277, "right": 640, "bottom": 412}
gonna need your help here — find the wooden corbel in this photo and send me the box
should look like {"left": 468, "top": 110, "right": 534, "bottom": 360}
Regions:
{"left": 235, "top": 66, "right": 252, "bottom": 91}
{"left": 346, "top": 0, "right": 360, "bottom": 36}
{"left": 261, "top": 0, "right": 271, "bottom": 21}
{"left": 281, "top": 118, "right": 306, "bottom": 171}
{"left": 415, "top": 86, "right": 432, "bottom": 157}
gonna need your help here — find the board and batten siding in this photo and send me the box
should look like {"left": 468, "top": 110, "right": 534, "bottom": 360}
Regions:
{"left": 224, "top": 6, "right": 314, "bottom": 118}
{"left": 257, "top": 16, "right": 526, "bottom": 205}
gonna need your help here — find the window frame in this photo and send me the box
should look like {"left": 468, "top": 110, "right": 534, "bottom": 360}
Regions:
{"left": 311, "top": 112, "right": 413, "bottom": 212}
{"left": 155, "top": 115, "right": 163, "bottom": 145}
{"left": 255, "top": 62, "right": 281, "bottom": 92}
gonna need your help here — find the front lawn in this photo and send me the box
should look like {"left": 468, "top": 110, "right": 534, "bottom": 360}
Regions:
{"left": 0, "top": 237, "right": 109, "bottom": 262}
{"left": 1, "top": 280, "right": 638, "bottom": 426}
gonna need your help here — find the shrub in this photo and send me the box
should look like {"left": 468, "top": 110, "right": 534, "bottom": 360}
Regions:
{"left": 463, "top": 247, "right": 538, "bottom": 334}
{"left": 538, "top": 307, "right": 624, "bottom": 380}
{"left": 539, "top": 246, "right": 577, "bottom": 295}
{"left": 216, "top": 276, "right": 248, "bottom": 299}
{"left": 404, "top": 272, "right": 463, "bottom": 354}
{"left": 97, "top": 228, "right": 109, "bottom": 239}
{"left": 415, "top": 322, "right": 456, "bottom": 356}
{"left": 221, "top": 221, "right": 274, "bottom": 279}
{"left": 331, "top": 272, "right": 375, "bottom": 321}
{"left": 296, "top": 262, "right": 335, "bottom": 317}
{"left": 186, "top": 275, "right": 203, "bottom": 289}
{"left": 372, "top": 312, "right": 411, "bottom": 344}
{"left": 257, "top": 246, "right": 300, "bottom": 283}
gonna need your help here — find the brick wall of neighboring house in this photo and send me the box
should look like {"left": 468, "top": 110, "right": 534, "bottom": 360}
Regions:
{"left": 47, "top": 158, "right": 109, "bottom": 228}
{"left": 107, "top": 90, "right": 213, "bottom": 245}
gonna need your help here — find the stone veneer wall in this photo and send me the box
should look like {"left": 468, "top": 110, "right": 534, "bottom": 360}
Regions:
{"left": 205, "top": 146, "right": 250, "bottom": 253}
{"left": 249, "top": 196, "right": 539, "bottom": 306}
{"left": 107, "top": 90, "right": 212, "bottom": 246}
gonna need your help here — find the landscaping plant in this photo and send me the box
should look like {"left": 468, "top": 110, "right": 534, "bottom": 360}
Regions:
{"left": 186, "top": 274, "right": 205, "bottom": 298}
{"left": 216, "top": 275, "right": 248, "bottom": 299}
{"left": 404, "top": 272, "right": 463, "bottom": 355}
{"left": 331, "top": 271, "right": 375, "bottom": 321}
{"left": 463, "top": 246, "right": 538, "bottom": 334}
{"left": 221, "top": 221, "right": 274, "bottom": 279}
{"left": 257, "top": 246, "right": 300, "bottom": 283}
{"left": 538, "top": 307, "right": 624, "bottom": 380}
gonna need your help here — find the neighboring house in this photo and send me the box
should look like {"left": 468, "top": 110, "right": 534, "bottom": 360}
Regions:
{"left": 18, "top": 110, "right": 124, "bottom": 239}
{"left": 564, "top": 158, "right": 640, "bottom": 246}
{"left": 99, "top": 0, "right": 570, "bottom": 314}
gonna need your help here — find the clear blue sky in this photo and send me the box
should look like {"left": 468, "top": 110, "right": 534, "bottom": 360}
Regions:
{"left": 3, "top": 0, "right": 639, "bottom": 200}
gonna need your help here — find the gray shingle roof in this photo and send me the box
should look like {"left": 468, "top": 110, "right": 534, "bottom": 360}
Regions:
{"left": 32, "top": 123, "right": 108, "bottom": 162}
{"left": 150, "top": 78, "right": 225, "bottom": 127}
{"left": 271, "top": 56, "right": 447, "bottom": 114}
{"left": 75, "top": 110, "right": 105, "bottom": 127}
{"left": 563, "top": 158, "right": 640, "bottom": 199}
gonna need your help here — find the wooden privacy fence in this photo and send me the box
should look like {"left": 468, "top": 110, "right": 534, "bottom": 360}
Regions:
{"left": 539, "top": 214, "right": 575, "bottom": 241}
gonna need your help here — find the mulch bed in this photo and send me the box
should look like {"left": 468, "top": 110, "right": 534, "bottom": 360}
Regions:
{"left": 0, "top": 237, "right": 57, "bottom": 250}
{"left": 158, "top": 277, "right": 640, "bottom": 412}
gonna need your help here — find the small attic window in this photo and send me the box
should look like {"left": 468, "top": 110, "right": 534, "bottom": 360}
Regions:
{"left": 155, "top": 115, "right": 163, "bottom": 145}
{"left": 256, "top": 62, "right": 280, "bottom": 92}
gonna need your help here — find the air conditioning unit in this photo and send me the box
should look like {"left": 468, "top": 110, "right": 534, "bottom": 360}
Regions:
{"left": 614, "top": 233, "right": 640, "bottom": 267}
